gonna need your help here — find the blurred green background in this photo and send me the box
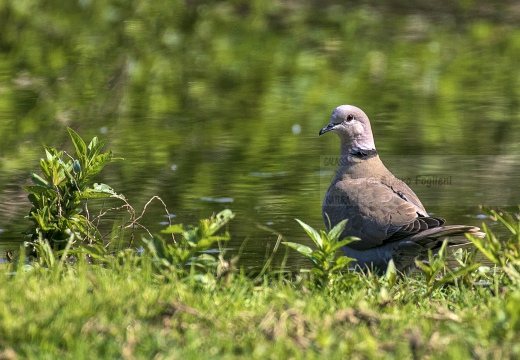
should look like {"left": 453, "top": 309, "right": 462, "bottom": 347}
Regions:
{"left": 1, "top": 0, "right": 519, "bottom": 268}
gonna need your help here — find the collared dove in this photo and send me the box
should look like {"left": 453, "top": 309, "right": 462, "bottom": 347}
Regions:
{"left": 320, "top": 105, "right": 483, "bottom": 271}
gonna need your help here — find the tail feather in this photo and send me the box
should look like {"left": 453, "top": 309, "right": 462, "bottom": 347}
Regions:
{"left": 409, "top": 225, "right": 483, "bottom": 245}
{"left": 343, "top": 225, "right": 484, "bottom": 272}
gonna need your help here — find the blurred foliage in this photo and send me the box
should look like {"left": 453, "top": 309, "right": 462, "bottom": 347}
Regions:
{"left": 1, "top": 0, "right": 518, "bottom": 152}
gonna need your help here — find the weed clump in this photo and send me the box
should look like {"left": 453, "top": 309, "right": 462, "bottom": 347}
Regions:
{"left": 23, "top": 128, "right": 124, "bottom": 250}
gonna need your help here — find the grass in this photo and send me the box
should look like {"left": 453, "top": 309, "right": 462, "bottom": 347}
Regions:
{"left": 0, "top": 242, "right": 519, "bottom": 359}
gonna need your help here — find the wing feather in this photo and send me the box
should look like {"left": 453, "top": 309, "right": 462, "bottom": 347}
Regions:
{"left": 323, "top": 174, "right": 445, "bottom": 250}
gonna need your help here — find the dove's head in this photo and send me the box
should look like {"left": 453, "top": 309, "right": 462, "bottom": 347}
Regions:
{"left": 319, "top": 105, "right": 376, "bottom": 152}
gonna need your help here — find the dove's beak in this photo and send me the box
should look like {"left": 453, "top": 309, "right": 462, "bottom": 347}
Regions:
{"left": 319, "top": 123, "right": 337, "bottom": 136}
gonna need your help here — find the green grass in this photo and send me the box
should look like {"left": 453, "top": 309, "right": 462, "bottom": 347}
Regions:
{"left": 5, "top": 131, "right": 520, "bottom": 359}
{"left": 1, "top": 248, "right": 519, "bottom": 359}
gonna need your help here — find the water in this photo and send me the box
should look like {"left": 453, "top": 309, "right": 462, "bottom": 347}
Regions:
{"left": 1, "top": 1, "right": 519, "bottom": 270}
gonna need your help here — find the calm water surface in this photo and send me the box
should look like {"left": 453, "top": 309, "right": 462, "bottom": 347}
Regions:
{"left": 1, "top": 2, "right": 519, "bottom": 270}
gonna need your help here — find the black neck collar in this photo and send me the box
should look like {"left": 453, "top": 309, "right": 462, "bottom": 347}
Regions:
{"left": 350, "top": 147, "right": 378, "bottom": 158}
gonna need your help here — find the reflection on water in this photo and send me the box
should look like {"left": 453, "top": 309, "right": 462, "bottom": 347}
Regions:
{"left": 0, "top": 2, "right": 519, "bottom": 270}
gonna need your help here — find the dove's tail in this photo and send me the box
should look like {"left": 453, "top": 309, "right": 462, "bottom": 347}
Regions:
{"left": 406, "top": 225, "right": 484, "bottom": 248}
{"left": 343, "top": 225, "right": 484, "bottom": 272}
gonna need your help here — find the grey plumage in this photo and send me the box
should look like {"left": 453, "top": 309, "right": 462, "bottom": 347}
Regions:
{"left": 320, "top": 105, "right": 483, "bottom": 271}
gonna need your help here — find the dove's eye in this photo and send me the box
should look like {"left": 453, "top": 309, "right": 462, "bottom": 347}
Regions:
{"left": 346, "top": 114, "right": 354, "bottom": 122}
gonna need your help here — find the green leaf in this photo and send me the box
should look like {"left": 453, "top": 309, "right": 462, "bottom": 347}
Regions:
{"left": 491, "top": 210, "right": 517, "bottom": 236}
{"left": 194, "top": 253, "right": 218, "bottom": 268}
{"left": 23, "top": 185, "right": 50, "bottom": 196}
{"left": 26, "top": 193, "right": 42, "bottom": 209}
{"left": 195, "top": 238, "right": 218, "bottom": 250}
{"left": 31, "top": 173, "right": 52, "bottom": 188}
{"left": 87, "top": 137, "right": 106, "bottom": 159}
{"left": 283, "top": 241, "right": 313, "bottom": 256}
{"left": 67, "top": 127, "right": 87, "bottom": 162}
{"left": 328, "top": 219, "right": 348, "bottom": 240}
{"left": 440, "top": 263, "right": 482, "bottom": 284}
{"left": 33, "top": 239, "right": 56, "bottom": 268}
{"left": 206, "top": 210, "right": 235, "bottom": 236}
{"left": 40, "top": 156, "right": 53, "bottom": 180}
{"left": 82, "top": 183, "right": 125, "bottom": 200}
{"left": 414, "top": 257, "right": 432, "bottom": 273}
{"left": 162, "top": 224, "right": 185, "bottom": 234}
{"left": 386, "top": 259, "right": 397, "bottom": 286}
{"left": 82, "top": 152, "right": 113, "bottom": 183}
{"left": 295, "top": 219, "right": 323, "bottom": 248}
{"left": 436, "top": 239, "right": 448, "bottom": 265}
{"left": 143, "top": 236, "right": 170, "bottom": 263}
{"left": 468, "top": 223, "right": 501, "bottom": 265}
{"left": 329, "top": 237, "right": 359, "bottom": 253}
{"left": 331, "top": 256, "right": 355, "bottom": 272}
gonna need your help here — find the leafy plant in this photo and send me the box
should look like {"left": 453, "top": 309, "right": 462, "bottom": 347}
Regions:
{"left": 283, "top": 219, "right": 357, "bottom": 285}
{"left": 415, "top": 240, "right": 481, "bottom": 294}
{"left": 23, "top": 128, "right": 124, "bottom": 250}
{"left": 144, "top": 209, "right": 235, "bottom": 276}
{"left": 467, "top": 208, "right": 520, "bottom": 285}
